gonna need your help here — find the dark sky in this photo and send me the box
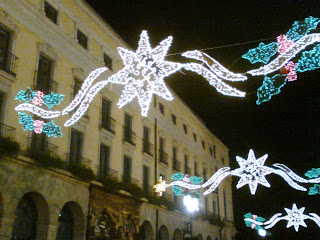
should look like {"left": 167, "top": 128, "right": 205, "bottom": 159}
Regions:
{"left": 85, "top": 1, "right": 320, "bottom": 239}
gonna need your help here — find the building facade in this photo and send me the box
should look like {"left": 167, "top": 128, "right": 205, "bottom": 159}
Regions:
{"left": 0, "top": 0, "right": 236, "bottom": 239}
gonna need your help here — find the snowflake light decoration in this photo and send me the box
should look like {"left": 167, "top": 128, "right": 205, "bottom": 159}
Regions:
{"left": 153, "top": 176, "right": 168, "bottom": 197}
{"left": 231, "top": 149, "right": 273, "bottom": 195}
{"left": 116, "top": 30, "right": 183, "bottom": 116}
{"left": 244, "top": 204, "right": 320, "bottom": 232}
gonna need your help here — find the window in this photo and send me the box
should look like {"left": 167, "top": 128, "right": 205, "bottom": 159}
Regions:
{"left": 44, "top": 1, "right": 58, "bottom": 24}
{"left": 205, "top": 197, "right": 208, "bottom": 215}
{"left": 77, "top": 29, "right": 88, "bottom": 49}
{"left": 159, "top": 137, "right": 167, "bottom": 164}
{"left": 123, "top": 155, "right": 132, "bottom": 183}
{"left": 212, "top": 200, "right": 217, "bottom": 216}
{"left": 213, "top": 145, "right": 216, "bottom": 158}
{"left": 194, "top": 162, "right": 198, "bottom": 176}
{"left": 104, "top": 53, "right": 113, "bottom": 70}
{"left": 172, "top": 147, "right": 177, "bottom": 161}
{"left": 123, "top": 113, "right": 135, "bottom": 145}
{"left": 159, "top": 103, "right": 164, "bottom": 114}
{"left": 143, "top": 126, "right": 152, "bottom": 155}
{"left": 69, "top": 128, "right": 83, "bottom": 165}
{"left": 201, "top": 140, "right": 205, "bottom": 149}
{"left": 73, "top": 78, "right": 81, "bottom": 97}
{"left": 223, "top": 190, "right": 227, "bottom": 219}
{"left": 30, "top": 129, "right": 48, "bottom": 153}
{"left": 222, "top": 157, "right": 225, "bottom": 165}
{"left": 143, "top": 165, "right": 149, "bottom": 193}
{"left": 193, "top": 133, "right": 197, "bottom": 142}
{"left": 184, "top": 155, "right": 188, "bottom": 174}
{"left": 183, "top": 124, "right": 188, "bottom": 134}
{"left": 209, "top": 147, "right": 213, "bottom": 156}
{"left": 0, "top": 26, "right": 17, "bottom": 76}
{"left": 101, "top": 99, "right": 114, "bottom": 133}
{"left": 36, "top": 54, "right": 55, "bottom": 92}
{"left": 171, "top": 114, "right": 176, "bottom": 125}
{"left": 0, "top": 91, "right": 4, "bottom": 121}
{"left": 203, "top": 169, "right": 207, "bottom": 181}
{"left": 99, "top": 144, "right": 110, "bottom": 177}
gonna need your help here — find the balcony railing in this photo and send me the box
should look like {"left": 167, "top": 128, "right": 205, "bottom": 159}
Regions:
{"left": 173, "top": 160, "right": 181, "bottom": 171}
{"left": 28, "top": 137, "right": 58, "bottom": 157}
{"left": 0, "top": 48, "right": 18, "bottom": 76}
{"left": 34, "top": 70, "right": 59, "bottom": 93}
{"left": 123, "top": 127, "right": 136, "bottom": 145}
{"left": 66, "top": 153, "right": 92, "bottom": 168}
{"left": 0, "top": 122, "right": 16, "bottom": 140}
{"left": 142, "top": 141, "right": 154, "bottom": 156}
{"left": 98, "top": 166, "right": 118, "bottom": 179}
{"left": 122, "top": 175, "right": 139, "bottom": 185}
{"left": 101, "top": 114, "right": 115, "bottom": 133}
{"left": 158, "top": 150, "right": 168, "bottom": 165}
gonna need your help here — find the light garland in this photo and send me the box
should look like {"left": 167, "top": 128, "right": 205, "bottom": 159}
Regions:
{"left": 296, "top": 43, "right": 320, "bottom": 72}
{"left": 286, "top": 16, "right": 320, "bottom": 41}
{"left": 244, "top": 204, "right": 320, "bottom": 232}
{"left": 154, "top": 149, "right": 315, "bottom": 197}
{"left": 242, "top": 42, "right": 278, "bottom": 64}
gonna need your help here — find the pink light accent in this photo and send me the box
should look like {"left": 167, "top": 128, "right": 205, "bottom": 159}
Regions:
{"left": 284, "top": 61, "right": 296, "bottom": 72}
{"left": 277, "top": 34, "right": 294, "bottom": 54}
{"left": 284, "top": 61, "right": 297, "bottom": 81}
{"left": 286, "top": 71, "right": 298, "bottom": 81}
{"left": 34, "top": 128, "right": 43, "bottom": 134}
{"left": 34, "top": 120, "right": 45, "bottom": 128}
{"left": 36, "top": 91, "right": 44, "bottom": 99}
{"left": 251, "top": 214, "right": 258, "bottom": 229}
{"left": 183, "top": 174, "right": 190, "bottom": 182}
{"left": 32, "top": 97, "right": 43, "bottom": 106}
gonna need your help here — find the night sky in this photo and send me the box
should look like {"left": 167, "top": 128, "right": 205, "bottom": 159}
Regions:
{"left": 85, "top": 1, "right": 320, "bottom": 239}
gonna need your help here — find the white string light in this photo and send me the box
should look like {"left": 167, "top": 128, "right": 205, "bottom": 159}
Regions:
{"left": 182, "top": 50, "right": 247, "bottom": 81}
{"left": 248, "top": 33, "right": 320, "bottom": 76}
{"left": 15, "top": 103, "right": 61, "bottom": 119}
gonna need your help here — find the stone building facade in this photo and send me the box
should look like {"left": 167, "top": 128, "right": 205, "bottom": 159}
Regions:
{"left": 0, "top": 0, "right": 236, "bottom": 239}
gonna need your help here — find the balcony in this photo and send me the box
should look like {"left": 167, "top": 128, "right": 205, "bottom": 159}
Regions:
{"left": 123, "top": 127, "right": 136, "bottom": 145}
{"left": 122, "top": 175, "right": 139, "bottom": 185}
{"left": 158, "top": 150, "right": 168, "bottom": 165}
{"left": 143, "top": 184, "right": 156, "bottom": 195}
{"left": 34, "top": 70, "right": 59, "bottom": 93}
{"left": 173, "top": 160, "right": 181, "bottom": 171}
{"left": 28, "top": 137, "right": 58, "bottom": 157}
{"left": 0, "top": 122, "right": 16, "bottom": 140}
{"left": 101, "top": 114, "right": 115, "bottom": 133}
{"left": 66, "top": 153, "right": 92, "bottom": 168}
{"left": 142, "top": 141, "right": 154, "bottom": 156}
{"left": 98, "top": 167, "right": 118, "bottom": 179}
{"left": 0, "top": 48, "right": 18, "bottom": 77}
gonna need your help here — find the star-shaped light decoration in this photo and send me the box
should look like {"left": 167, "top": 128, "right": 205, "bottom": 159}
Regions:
{"left": 231, "top": 149, "right": 273, "bottom": 195}
{"left": 115, "top": 30, "right": 183, "bottom": 116}
{"left": 153, "top": 176, "right": 168, "bottom": 196}
{"left": 283, "top": 204, "right": 308, "bottom": 232}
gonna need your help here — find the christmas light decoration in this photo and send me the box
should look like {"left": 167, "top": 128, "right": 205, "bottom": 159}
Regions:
{"left": 182, "top": 50, "right": 247, "bottom": 81}
{"left": 296, "top": 44, "right": 320, "bottom": 72}
{"left": 231, "top": 149, "right": 273, "bottom": 195}
{"left": 308, "top": 184, "right": 320, "bottom": 195}
{"left": 244, "top": 204, "right": 320, "bottom": 232}
{"left": 15, "top": 103, "right": 61, "bottom": 119}
{"left": 242, "top": 42, "right": 278, "bottom": 64}
{"left": 153, "top": 176, "right": 168, "bottom": 197}
{"left": 305, "top": 168, "right": 320, "bottom": 179}
{"left": 183, "top": 63, "right": 246, "bottom": 97}
{"left": 15, "top": 88, "right": 36, "bottom": 102}
{"left": 170, "top": 172, "right": 203, "bottom": 197}
{"left": 247, "top": 33, "right": 320, "bottom": 76}
{"left": 256, "top": 74, "right": 286, "bottom": 105}
{"left": 286, "top": 16, "right": 320, "bottom": 41}
{"left": 18, "top": 112, "right": 35, "bottom": 131}
{"left": 277, "top": 35, "right": 294, "bottom": 54}
{"left": 284, "top": 61, "right": 297, "bottom": 81}
{"left": 244, "top": 213, "right": 265, "bottom": 230}
{"left": 155, "top": 149, "right": 314, "bottom": 197}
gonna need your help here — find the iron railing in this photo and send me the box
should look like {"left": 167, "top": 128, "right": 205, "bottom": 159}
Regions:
{"left": 0, "top": 48, "right": 18, "bottom": 76}
{"left": 123, "top": 127, "right": 136, "bottom": 145}
{"left": 98, "top": 166, "right": 118, "bottom": 179}
{"left": 66, "top": 153, "right": 92, "bottom": 168}
{"left": 28, "top": 137, "right": 58, "bottom": 157}
{"left": 0, "top": 121, "right": 16, "bottom": 140}
{"left": 100, "top": 114, "right": 115, "bottom": 133}
{"left": 173, "top": 160, "right": 181, "bottom": 171}
{"left": 142, "top": 141, "right": 154, "bottom": 156}
{"left": 122, "top": 175, "right": 139, "bottom": 185}
{"left": 34, "top": 70, "right": 59, "bottom": 93}
{"left": 158, "top": 150, "right": 168, "bottom": 165}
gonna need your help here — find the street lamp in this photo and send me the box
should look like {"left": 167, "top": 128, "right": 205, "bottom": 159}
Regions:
{"left": 258, "top": 228, "right": 267, "bottom": 237}
{"left": 183, "top": 195, "right": 200, "bottom": 238}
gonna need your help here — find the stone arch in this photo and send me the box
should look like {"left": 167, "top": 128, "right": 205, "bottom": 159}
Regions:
{"left": 198, "top": 234, "right": 203, "bottom": 240}
{"left": 173, "top": 228, "right": 182, "bottom": 240}
{"left": 206, "top": 236, "right": 212, "bottom": 240}
{"left": 139, "top": 220, "right": 153, "bottom": 240}
{"left": 159, "top": 225, "right": 169, "bottom": 240}
{"left": 11, "top": 191, "right": 49, "bottom": 240}
{"left": 56, "top": 201, "right": 85, "bottom": 240}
